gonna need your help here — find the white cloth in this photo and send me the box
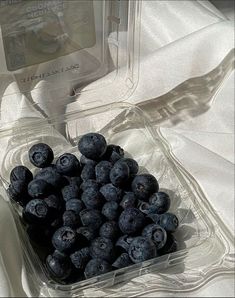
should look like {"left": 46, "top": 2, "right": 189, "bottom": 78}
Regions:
{"left": 0, "top": 0, "right": 234, "bottom": 296}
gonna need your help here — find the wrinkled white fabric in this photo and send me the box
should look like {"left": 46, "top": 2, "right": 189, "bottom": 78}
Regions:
{"left": 0, "top": 0, "right": 234, "bottom": 297}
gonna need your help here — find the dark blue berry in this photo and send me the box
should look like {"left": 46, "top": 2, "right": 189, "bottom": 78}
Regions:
{"left": 63, "top": 210, "right": 80, "bottom": 228}
{"left": 46, "top": 254, "right": 72, "bottom": 281}
{"left": 80, "top": 180, "right": 100, "bottom": 192}
{"left": 99, "top": 221, "right": 119, "bottom": 241}
{"left": 81, "top": 164, "right": 96, "bottom": 181}
{"left": 102, "top": 144, "right": 124, "bottom": 164}
{"left": 116, "top": 235, "right": 134, "bottom": 253}
{"left": 65, "top": 176, "right": 82, "bottom": 188}
{"left": 110, "top": 162, "right": 129, "bottom": 187}
{"left": 118, "top": 208, "right": 145, "bottom": 235}
{"left": 81, "top": 188, "right": 104, "bottom": 209}
{"left": 70, "top": 247, "right": 90, "bottom": 270}
{"left": 112, "top": 253, "right": 132, "bottom": 269}
{"left": 28, "top": 179, "right": 52, "bottom": 198}
{"left": 52, "top": 226, "right": 77, "bottom": 253}
{"left": 79, "top": 209, "right": 103, "bottom": 230}
{"left": 66, "top": 199, "right": 84, "bottom": 215}
{"left": 128, "top": 236, "right": 157, "bottom": 263}
{"left": 158, "top": 233, "right": 177, "bottom": 255}
{"left": 95, "top": 161, "right": 112, "bottom": 184}
{"left": 100, "top": 184, "right": 122, "bottom": 202}
{"left": 156, "top": 213, "right": 179, "bottom": 233}
{"left": 149, "top": 192, "right": 171, "bottom": 214}
{"left": 142, "top": 224, "right": 167, "bottom": 249}
{"left": 10, "top": 165, "right": 33, "bottom": 185}
{"left": 61, "top": 183, "right": 80, "bottom": 201}
{"left": 44, "top": 194, "right": 63, "bottom": 216}
{"left": 78, "top": 133, "right": 107, "bottom": 160}
{"left": 90, "top": 237, "right": 115, "bottom": 262}
{"left": 23, "top": 199, "right": 50, "bottom": 224}
{"left": 35, "top": 167, "right": 64, "bottom": 189}
{"left": 80, "top": 155, "right": 97, "bottom": 167}
{"left": 76, "top": 227, "right": 96, "bottom": 242}
{"left": 56, "top": 153, "right": 80, "bottom": 176}
{"left": 84, "top": 258, "right": 112, "bottom": 279}
{"left": 131, "top": 174, "right": 159, "bottom": 201}
{"left": 8, "top": 181, "right": 30, "bottom": 206}
{"left": 29, "top": 143, "right": 54, "bottom": 168}
{"left": 120, "top": 192, "right": 137, "bottom": 209}
{"left": 138, "top": 201, "right": 152, "bottom": 215}
{"left": 102, "top": 201, "right": 120, "bottom": 220}
{"left": 116, "top": 158, "right": 139, "bottom": 177}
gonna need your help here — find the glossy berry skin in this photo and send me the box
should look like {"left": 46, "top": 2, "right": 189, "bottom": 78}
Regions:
{"left": 116, "top": 158, "right": 139, "bottom": 177}
{"left": 149, "top": 192, "right": 171, "bottom": 214}
{"left": 112, "top": 253, "right": 132, "bottom": 269}
{"left": 81, "top": 188, "right": 104, "bottom": 210}
{"left": 79, "top": 209, "right": 103, "bottom": 230}
{"left": 158, "top": 233, "right": 178, "bottom": 255}
{"left": 90, "top": 237, "right": 115, "bottom": 262}
{"left": 66, "top": 199, "right": 84, "bottom": 215}
{"left": 46, "top": 254, "right": 72, "bottom": 281}
{"left": 142, "top": 224, "right": 167, "bottom": 249}
{"left": 28, "top": 179, "right": 51, "bottom": 198}
{"left": 84, "top": 258, "right": 112, "bottom": 279}
{"left": 128, "top": 236, "right": 157, "bottom": 263}
{"left": 95, "top": 161, "right": 112, "bottom": 184}
{"left": 116, "top": 235, "right": 134, "bottom": 253}
{"left": 29, "top": 143, "right": 54, "bottom": 168}
{"left": 52, "top": 226, "right": 77, "bottom": 253}
{"left": 155, "top": 213, "right": 179, "bottom": 233}
{"left": 63, "top": 210, "right": 80, "bottom": 228}
{"left": 10, "top": 165, "right": 33, "bottom": 185}
{"left": 102, "top": 201, "right": 120, "bottom": 221}
{"left": 61, "top": 183, "right": 80, "bottom": 201}
{"left": 35, "top": 167, "right": 64, "bottom": 189}
{"left": 120, "top": 192, "right": 137, "bottom": 209}
{"left": 56, "top": 153, "right": 80, "bottom": 176}
{"left": 80, "top": 180, "right": 100, "bottom": 192}
{"left": 23, "top": 199, "right": 50, "bottom": 224}
{"left": 102, "top": 144, "right": 124, "bottom": 164}
{"left": 81, "top": 164, "right": 96, "bottom": 181}
{"left": 44, "top": 194, "right": 63, "bottom": 216}
{"left": 80, "top": 155, "right": 97, "bottom": 167}
{"left": 99, "top": 221, "right": 119, "bottom": 241}
{"left": 118, "top": 208, "right": 145, "bottom": 235}
{"left": 78, "top": 133, "right": 107, "bottom": 160}
{"left": 76, "top": 227, "right": 96, "bottom": 242}
{"left": 70, "top": 247, "right": 90, "bottom": 270}
{"left": 100, "top": 184, "right": 122, "bottom": 202}
{"left": 131, "top": 174, "right": 159, "bottom": 201}
{"left": 110, "top": 162, "right": 129, "bottom": 187}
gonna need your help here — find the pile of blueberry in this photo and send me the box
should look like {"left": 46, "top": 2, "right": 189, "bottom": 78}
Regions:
{"left": 8, "top": 133, "right": 179, "bottom": 283}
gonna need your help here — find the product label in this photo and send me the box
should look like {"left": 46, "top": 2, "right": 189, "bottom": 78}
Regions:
{"left": 0, "top": 0, "right": 96, "bottom": 70}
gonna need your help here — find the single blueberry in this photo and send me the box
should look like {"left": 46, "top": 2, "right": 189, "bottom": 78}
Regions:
{"left": 116, "top": 235, "right": 134, "bottom": 253}
{"left": 79, "top": 209, "right": 103, "bottom": 230}
{"left": 35, "top": 167, "right": 64, "bottom": 189}
{"left": 10, "top": 165, "right": 33, "bottom": 185}
{"left": 46, "top": 254, "right": 72, "bottom": 281}
{"left": 102, "top": 201, "right": 120, "bottom": 220}
{"left": 120, "top": 192, "right": 137, "bottom": 209}
{"left": 28, "top": 179, "right": 52, "bottom": 198}
{"left": 44, "top": 194, "right": 63, "bottom": 217}
{"left": 70, "top": 247, "right": 90, "bottom": 270}
{"left": 99, "top": 221, "right": 120, "bottom": 241}
{"left": 52, "top": 226, "right": 77, "bottom": 253}
{"left": 78, "top": 133, "right": 107, "bottom": 160}
{"left": 84, "top": 258, "right": 112, "bottom": 279}
{"left": 128, "top": 236, "right": 157, "bottom": 263}
{"left": 158, "top": 233, "right": 178, "bottom": 255}
{"left": 29, "top": 143, "right": 54, "bottom": 168}
{"left": 80, "top": 155, "right": 97, "bottom": 167}
{"left": 8, "top": 182, "right": 30, "bottom": 206}
{"left": 63, "top": 210, "right": 80, "bottom": 228}
{"left": 101, "top": 144, "right": 124, "bottom": 164}
{"left": 23, "top": 199, "right": 50, "bottom": 224}
{"left": 61, "top": 183, "right": 80, "bottom": 201}
{"left": 90, "top": 237, "right": 115, "bottom": 262}
{"left": 142, "top": 224, "right": 167, "bottom": 249}
{"left": 100, "top": 184, "right": 122, "bottom": 202}
{"left": 131, "top": 174, "right": 159, "bottom": 201}
{"left": 110, "top": 162, "right": 129, "bottom": 187}
{"left": 56, "top": 153, "right": 80, "bottom": 176}
{"left": 81, "top": 188, "right": 104, "bottom": 210}
{"left": 149, "top": 192, "right": 171, "bottom": 214}
{"left": 156, "top": 213, "right": 179, "bottom": 233}
{"left": 76, "top": 227, "right": 96, "bottom": 242}
{"left": 118, "top": 208, "right": 145, "bottom": 235}
{"left": 66, "top": 199, "right": 84, "bottom": 215}
{"left": 65, "top": 176, "right": 82, "bottom": 188}
{"left": 112, "top": 253, "right": 133, "bottom": 269}
{"left": 81, "top": 164, "right": 96, "bottom": 181}
{"left": 80, "top": 180, "right": 100, "bottom": 192}
{"left": 95, "top": 161, "right": 112, "bottom": 184}
{"left": 116, "top": 158, "right": 139, "bottom": 177}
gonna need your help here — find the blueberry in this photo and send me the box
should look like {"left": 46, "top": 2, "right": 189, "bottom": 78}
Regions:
{"left": 35, "top": 167, "right": 64, "bottom": 189}
{"left": 78, "top": 133, "right": 107, "bottom": 160}
{"left": 110, "top": 162, "right": 129, "bottom": 187}
{"left": 142, "top": 224, "right": 167, "bottom": 249}
{"left": 63, "top": 210, "right": 80, "bottom": 228}
{"left": 80, "top": 180, "right": 100, "bottom": 192}
{"left": 52, "top": 226, "right": 77, "bottom": 253}
{"left": 28, "top": 179, "right": 52, "bottom": 198}
{"left": 112, "top": 253, "right": 133, "bottom": 269}
{"left": 52, "top": 250, "right": 68, "bottom": 260}
{"left": 10, "top": 165, "right": 33, "bottom": 185}
{"left": 29, "top": 143, "right": 54, "bottom": 168}
{"left": 102, "top": 144, "right": 124, "bottom": 164}
{"left": 70, "top": 247, "right": 90, "bottom": 270}
{"left": 56, "top": 153, "right": 80, "bottom": 176}
{"left": 84, "top": 258, "right": 112, "bottom": 279}
{"left": 81, "top": 188, "right": 104, "bottom": 209}
{"left": 61, "top": 183, "right": 80, "bottom": 201}
{"left": 23, "top": 199, "right": 50, "bottom": 224}
{"left": 128, "top": 236, "right": 157, "bottom": 263}
{"left": 8, "top": 182, "right": 30, "bottom": 206}
{"left": 65, "top": 176, "right": 82, "bottom": 188}
{"left": 81, "top": 164, "right": 96, "bottom": 181}
{"left": 120, "top": 192, "right": 137, "bottom": 209}
{"left": 158, "top": 233, "right": 178, "bottom": 255}
{"left": 44, "top": 194, "right": 63, "bottom": 216}
{"left": 95, "top": 161, "right": 112, "bottom": 184}
{"left": 66, "top": 199, "right": 84, "bottom": 215}
{"left": 90, "top": 237, "right": 115, "bottom": 262}
{"left": 27, "top": 225, "right": 52, "bottom": 246}
{"left": 76, "top": 227, "right": 96, "bottom": 242}
{"left": 100, "top": 184, "right": 122, "bottom": 202}
{"left": 46, "top": 254, "right": 72, "bottom": 280}
{"left": 99, "top": 221, "right": 119, "bottom": 241}
{"left": 131, "top": 174, "right": 159, "bottom": 201}
{"left": 80, "top": 155, "right": 97, "bottom": 167}
{"left": 149, "top": 192, "right": 171, "bottom": 214}
{"left": 156, "top": 213, "right": 179, "bottom": 233}
{"left": 116, "top": 158, "right": 139, "bottom": 177}
{"left": 138, "top": 201, "right": 152, "bottom": 215}
{"left": 116, "top": 235, "right": 134, "bottom": 253}
{"left": 79, "top": 209, "right": 103, "bottom": 230}
{"left": 118, "top": 208, "right": 145, "bottom": 235}
{"left": 102, "top": 201, "right": 120, "bottom": 220}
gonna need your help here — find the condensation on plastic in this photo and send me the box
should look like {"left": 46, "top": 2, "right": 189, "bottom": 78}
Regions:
{"left": 0, "top": 0, "right": 234, "bottom": 297}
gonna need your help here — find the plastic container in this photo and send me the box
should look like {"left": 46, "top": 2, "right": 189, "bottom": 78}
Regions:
{"left": 0, "top": 0, "right": 234, "bottom": 297}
